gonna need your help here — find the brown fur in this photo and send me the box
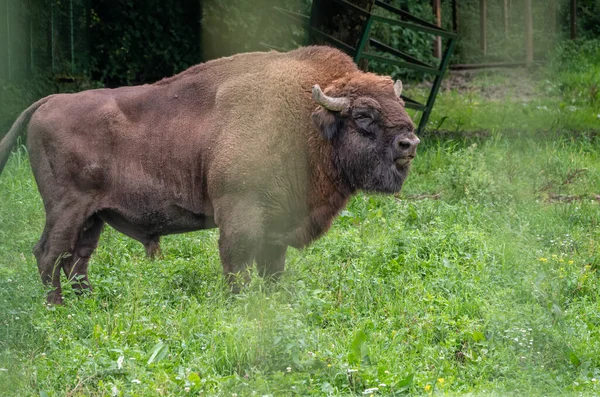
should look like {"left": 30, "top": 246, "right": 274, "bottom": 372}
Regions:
{"left": 0, "top": 46, "right": 418, "bottom": 303}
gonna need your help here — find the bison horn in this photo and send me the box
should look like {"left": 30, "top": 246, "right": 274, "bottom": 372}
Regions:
{"left": 312, "top": 85, "right": 349, "bottom": 111}
{"left": 394, "top": 80, "right": 403, "bottom": 97}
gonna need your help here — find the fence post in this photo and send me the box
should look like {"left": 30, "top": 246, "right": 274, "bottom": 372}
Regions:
{"left": 6, "top": 0, "right": 11, "bottom": 80}
{"left": 432, "top": 0, "right": 442, "bottom": 59}
{"left": 50, "top": 0, "right": 55, "bottom": 72}
{"left": 70, "top": 0, "right": 74, "bottom": 73}
{"left": 479, "top": 0, "right": 486, "bottom": 55}
{"left": 570, "top": 0, "right": 577, "bottom": 39}
{"left": 525, "top": 0, "right": 533, "bottom": 67}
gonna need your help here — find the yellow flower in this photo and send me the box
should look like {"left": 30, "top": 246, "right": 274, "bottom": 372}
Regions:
{"left": 552, "top": 254, "right": 558, "bottom": 259}
{"left": 539, "top": 257, "right": 548, "bottom": 262}
{"left": 425, "top": 384, "right": 431, "bottom": 392}
{"left": 568, "top": 260, "right": 574, "bottom": 265}
{"left": 437, "top": 378, "right": 445, "bottom": 385}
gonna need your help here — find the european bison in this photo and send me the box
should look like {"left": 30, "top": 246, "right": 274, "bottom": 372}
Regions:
{"left": 0, "top": 46, "right": 419, "bottom": 303}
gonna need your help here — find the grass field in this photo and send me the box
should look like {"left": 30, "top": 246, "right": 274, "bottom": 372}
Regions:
{"left": 1, "top": 67, "right": 600, "bottom": 396}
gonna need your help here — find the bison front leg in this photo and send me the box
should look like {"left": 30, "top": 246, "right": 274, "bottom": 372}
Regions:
{"left": 215, "top": 198, "right": 265, "bottom": 291}
{"left": 218, "top": 229, "right": 260, "bottom": 292}
{"left": 256, "top": 241, "right": 287, "bottom": 279}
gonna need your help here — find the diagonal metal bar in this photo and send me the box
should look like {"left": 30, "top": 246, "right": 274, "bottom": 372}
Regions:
{"left": 353, "top": 15, "right": 373, "bottom": 65}
{"left": 417, "top": 38, "right": 457, "bottom": 134}
{"left": 361, "top": 52, "right": 441, "bottom": 75}
{"left": 259, "top": 42, "right": 288, "bottom": 52}
{"left": 329, "top": 0, "right": 371, "bottom": 17}
{"left": 374, "top": 0, "right": 449, "bottom": 33}
{"left": 402, "top": 96, "right": 427, "bottom": 111}
{"left": 272, "top": 7, "right": 310, "bottom": 27}
{"left": 369, "top": 38, "right": 433, "bottom": 68}
{"left": 371, "top": 15, "right": 456, "bottom": 39}
{"left": 308, "top": 28, "right": 356, "bottom": 54}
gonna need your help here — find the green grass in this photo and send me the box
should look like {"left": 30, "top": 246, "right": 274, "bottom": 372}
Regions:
{"left": 2, "top": 68, "right": 600, "bottom": 396}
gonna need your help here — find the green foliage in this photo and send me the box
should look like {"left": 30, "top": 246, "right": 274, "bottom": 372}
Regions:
{"left": 369, "top": 1, "right": 439, "bottom": 81}
{"left": 89, "top": 0, "right": 202, "bottom": 86}
{"left": 0, "top": 75, "right": 54, "bottom": 140}
{"left": 413, "top": 41, "right": 600, "bottom": 134}
{"left": 2, "top": 71, "right": 600, "bottom": 395}
{"left": 202, "top": 0, "right": 311, "bottom": 60}
{"left": 547, "top": 39, "right": 600, "bottom": 108}
{"left": 574, "top": 0, "right": 600, "bottom": 38}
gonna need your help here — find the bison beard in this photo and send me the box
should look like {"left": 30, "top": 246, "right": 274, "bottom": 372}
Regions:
{"left": 0, "top": 46, "right": 419, "bottom": 303}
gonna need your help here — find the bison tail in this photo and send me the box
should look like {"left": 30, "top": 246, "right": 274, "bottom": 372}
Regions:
{"left": 0, "top": 96, "right": 52, "bottom": 177}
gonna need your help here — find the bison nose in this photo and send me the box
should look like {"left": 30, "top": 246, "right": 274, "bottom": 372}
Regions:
{"left": 396, "top": 135, "right": 420, "bottom": 157}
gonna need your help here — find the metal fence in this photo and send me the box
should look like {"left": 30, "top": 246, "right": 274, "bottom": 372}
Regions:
{"left": 0, "top": 0, "right": 89, "bottom": 82}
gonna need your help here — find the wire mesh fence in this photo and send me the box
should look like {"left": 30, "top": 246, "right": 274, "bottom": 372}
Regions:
{"left": 444, "top": 0, "right": 572, "bottom": 65}
{"left": 0, "top": 0, "right": 89, "bottom": 83}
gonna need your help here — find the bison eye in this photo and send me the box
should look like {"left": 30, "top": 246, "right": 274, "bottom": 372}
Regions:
{"left": 354, "top": 114, "right": 376, "bottom": 134}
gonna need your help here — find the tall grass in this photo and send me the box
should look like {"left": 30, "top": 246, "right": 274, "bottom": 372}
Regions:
{"left": 1, "top": 124, "right": 600, "bottom": 395}
{"left": 1, "top": 43, "right": 600, "bottom": 396}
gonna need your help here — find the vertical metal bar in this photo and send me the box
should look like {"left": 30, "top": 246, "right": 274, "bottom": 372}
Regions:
{"left": 525, "top": 0, "right": 533, "bottom": 67}
{"left": 432, "top": 0, "right": 441, "bottom": 59}
{"left": 70, "top": 0, "right": 74, "bottom": 73}
{"left": 480, "top": 0, "right": 486, "bottom": 55}
{"left": 6, "top": 0, "right": 11, "bottom": 80}
{"left": 451, "top": 0, "right": 458, "bottom": 32}
{"left": 353, "top": 15, "right": 372, "bottom": 66}
{"left": 549, "top": 0, "right": 556, "bottom": 35}
{"left": 30, "top": 9, "right": 34, "bottom": 73}
{"left": 570, "top": 0, "right": 576, "bottom": 39}
{"left": 503, "top": 0, "right": 509, "bottom": 37}
{"left": 50, "top": 0, "right": 55, "bottom": 71}
{"left": 417, "top": 38, "right": 456, "bottom": 134}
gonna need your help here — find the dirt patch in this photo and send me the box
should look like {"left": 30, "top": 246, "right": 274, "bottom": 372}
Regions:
{"left": 544, "top": 193, "right": 600, "bottom": 203}
{"left": 414, "top": 68, "right": 541, "bottom": 103}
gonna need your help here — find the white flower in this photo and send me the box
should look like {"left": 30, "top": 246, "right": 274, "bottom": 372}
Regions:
{"left": 111, "top": 385, "right": 118, "bottom": 396}
{"left": 378, "top": 383, "right": 387, "bottom": 387}
{"left": 286, "top": 367, "right": 292, "bottom": 373}
{"left": 184, "top": 387, "right": 190, "bottom": 392}
{"left": 0, "top": 368, "right": 7, "bottom": 372}
{"left": 363, "top": 387, "right": 379, "bottom": 394}
{"left": 117, "top": 355, "right": 124, "bottom": 369}
{"left": 131, "top": 379, "right": 141, "bottom": 384}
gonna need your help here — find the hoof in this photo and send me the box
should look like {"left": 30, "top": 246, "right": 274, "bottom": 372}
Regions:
{"left": 46, "top": 290, "right": 64, "bottom": 305}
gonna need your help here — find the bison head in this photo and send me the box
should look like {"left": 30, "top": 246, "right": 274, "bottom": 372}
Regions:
{"left": 311, "top": 74, "right": 420, "bottom": 193}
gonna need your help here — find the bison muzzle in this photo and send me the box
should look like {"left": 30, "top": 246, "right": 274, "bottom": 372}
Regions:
{"left": 0, "top": 46, "right": 419, "bottom": 304}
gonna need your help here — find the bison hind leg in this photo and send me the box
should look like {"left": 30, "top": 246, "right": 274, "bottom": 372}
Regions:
{"left": 62, "top": 214, "right": 104, "bottom": 294}
{"left": 34, "top": 200, "right": 95, "bottom": 304}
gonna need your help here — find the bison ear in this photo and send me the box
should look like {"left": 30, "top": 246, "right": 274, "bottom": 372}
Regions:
{"left": 312, "top": 107, "right": 342, "bottom": 141}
